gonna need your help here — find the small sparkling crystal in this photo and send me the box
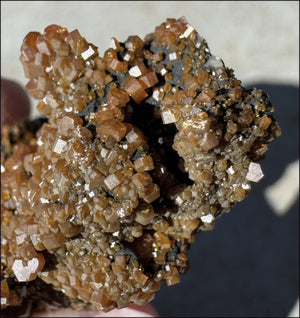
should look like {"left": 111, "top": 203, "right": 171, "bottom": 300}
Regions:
{"left": 246, "top": 162, "right": 264, "bottom": 182}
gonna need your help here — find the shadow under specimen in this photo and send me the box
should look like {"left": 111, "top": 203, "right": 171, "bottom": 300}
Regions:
{"left": 152, "top": 83, "right": 299, "bottom": 317}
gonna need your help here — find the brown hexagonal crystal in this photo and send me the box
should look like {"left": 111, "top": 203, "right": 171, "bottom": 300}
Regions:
{"left": 1, "top": 17, "right": 281, "bottom": 315}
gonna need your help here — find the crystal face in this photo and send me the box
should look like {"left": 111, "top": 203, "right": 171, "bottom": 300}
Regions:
{"left": 1, "top": 17, "right": 281, "bottom": 314}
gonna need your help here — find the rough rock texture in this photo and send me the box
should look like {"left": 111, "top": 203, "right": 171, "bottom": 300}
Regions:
{"left": 1, "top": 17, "right": 281, "bottom": 314}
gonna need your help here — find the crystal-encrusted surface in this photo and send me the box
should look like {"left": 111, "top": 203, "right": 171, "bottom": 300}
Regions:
{"left": 1, "top": 17, "right": 281, "bottom": 313}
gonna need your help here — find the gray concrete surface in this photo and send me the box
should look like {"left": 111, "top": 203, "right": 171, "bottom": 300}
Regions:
{"left": 1, "top": 2, "right": 299, "bottom": 97}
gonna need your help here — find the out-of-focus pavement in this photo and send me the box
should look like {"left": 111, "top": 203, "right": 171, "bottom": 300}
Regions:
{"left": 2, "top": 2, "right": 299, "bottom": 95}
{"left": 1, "top": 1, "right": 299, "bottom": 317}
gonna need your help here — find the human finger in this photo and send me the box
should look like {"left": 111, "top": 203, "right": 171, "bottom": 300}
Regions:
{"left": 1, "top": 78, "right": 30, "bottom": 126}
{"left": 31, "top": 303, "right": 158, "bottom": 317}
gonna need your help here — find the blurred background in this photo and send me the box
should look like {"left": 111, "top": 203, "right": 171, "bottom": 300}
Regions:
{"left": 1, "top": 1, "right": 299, "bottom": 317}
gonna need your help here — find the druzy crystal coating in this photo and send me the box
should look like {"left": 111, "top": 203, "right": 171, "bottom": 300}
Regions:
{"left": 1, "top": 17, "right": 281, "bottom": 313}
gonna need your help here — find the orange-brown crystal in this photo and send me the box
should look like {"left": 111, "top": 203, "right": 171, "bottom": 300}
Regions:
{"left": 1, "top": 17, "right": 281, "bottom": 314}
{"left": 122, "top": 76, "right": 148, "bottom": 104}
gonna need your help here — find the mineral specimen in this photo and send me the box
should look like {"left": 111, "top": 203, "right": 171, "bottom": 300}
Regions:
{"left": 1, "top": 17, "right": 281, "bottom": 315}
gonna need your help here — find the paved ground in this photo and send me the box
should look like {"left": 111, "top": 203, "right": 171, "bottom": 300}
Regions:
{"left": 2, "top": 2, "right": 299, "bottom": 316}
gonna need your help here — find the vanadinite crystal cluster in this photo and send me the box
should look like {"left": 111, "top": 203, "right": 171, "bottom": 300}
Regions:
{"left": 1, "top": 17, "right": 281, "bottom": 314}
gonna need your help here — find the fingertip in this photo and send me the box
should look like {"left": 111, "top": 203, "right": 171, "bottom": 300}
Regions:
{"left": 128, "top": 303, "right": 159, "bottom": 316}
{"left": 1, "top": 78, "right": 30, "bottom": 126}
{"left": 31, "top": 303, "right": 159, "bottom": 317}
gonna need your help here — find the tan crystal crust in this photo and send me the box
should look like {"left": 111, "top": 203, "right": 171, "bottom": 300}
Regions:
{"left": 1, "top": 17, "right": 281, "bottom": 313}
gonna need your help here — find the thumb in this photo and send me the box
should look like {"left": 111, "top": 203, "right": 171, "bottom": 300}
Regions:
{"left": 1, "top": 78, "right": 30, "bottom": 126}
